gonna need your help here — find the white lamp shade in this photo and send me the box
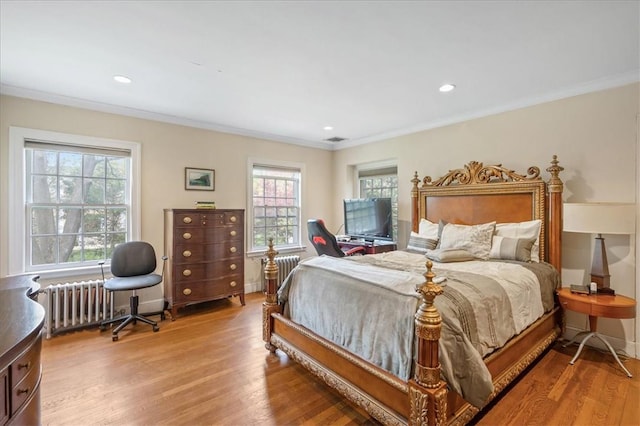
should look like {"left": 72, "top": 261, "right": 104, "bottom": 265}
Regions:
{"left": 563, "top": 203, "right": 636, "bottom": 235}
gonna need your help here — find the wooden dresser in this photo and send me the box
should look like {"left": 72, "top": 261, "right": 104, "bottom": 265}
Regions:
{"left": 0, "top": 275, "right": 44, "bottom": 426}
{"left": 164, "top": 208, "right": 245, "bottom": 318}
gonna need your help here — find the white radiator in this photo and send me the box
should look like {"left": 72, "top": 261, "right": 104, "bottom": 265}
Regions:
{"left": 261, "top": 255, "right": 300, "bottom": 290}
{"left": 41, "top": 280, "right": 113, "bottom": 339}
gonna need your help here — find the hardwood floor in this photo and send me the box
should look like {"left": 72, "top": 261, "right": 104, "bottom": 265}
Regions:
{"left": 40, "top": 292, "right": 639, "bottom": 425}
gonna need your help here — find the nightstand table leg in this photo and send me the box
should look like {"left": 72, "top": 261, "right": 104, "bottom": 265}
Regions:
{"left": 562, "top": 330, "right": 591, "bottom": 348}
{"left": 568, "top": 331, "right": 633, "bottom": 378}
{"left": 593, "top": 333, "right": 633, "bottom": 378}
{"left": 569, "top": 332, "right": 595, "bottom": 365}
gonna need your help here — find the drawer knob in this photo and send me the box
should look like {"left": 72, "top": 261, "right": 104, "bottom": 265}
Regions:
{"left": 182, "top": 250, "right": 192, "bottom": 258}
{"left": 183, "top": 232, "right": 192, "bottom": 240}
{"left": 230, "top": 264, "right": 237, "bottom": 270}
{"left": 230, "top": 230, "right": 237, "bottom": 237}
{"left": 183, "top": 288, "right": 192, "bottom": 296}
{"left": 230, "top": 216, "right": 237, "bottom": 223}
{"left": 17, "top": 388, "right": 29, "bottom": 396}
{"left": 230, "top": 281, "right": 237, "bottom": 287}
{"left": 183, "top": 217, "right": 193, "bottom": 224}
{"left": 18, "top": 361, "right": 31, "bottom": 371}
{"left": 230, "top": 247, "right": 237, "bottom": 253}
{"left": 182, "top": 269, "right": 192, "bottom": 277}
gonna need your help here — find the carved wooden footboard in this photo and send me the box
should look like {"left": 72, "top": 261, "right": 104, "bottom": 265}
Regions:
{"left": 263, "top": 156, "right": 564, "bottom": 425}
{"left": 263, "top": 239, "right": 447, "bottom": 424}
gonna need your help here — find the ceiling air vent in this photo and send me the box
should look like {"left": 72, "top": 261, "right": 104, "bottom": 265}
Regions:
{"left": 324, "top": 136, "right": 347, "bottom": 143}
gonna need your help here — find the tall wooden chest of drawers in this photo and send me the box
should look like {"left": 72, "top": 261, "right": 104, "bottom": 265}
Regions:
{"left": 164, "top": 209, "right": 245, "bottom": 318}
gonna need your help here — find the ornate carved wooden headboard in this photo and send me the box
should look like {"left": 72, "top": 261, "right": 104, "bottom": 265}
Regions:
{"left": 411, "top": 156, "right": 564, "bottom": 270}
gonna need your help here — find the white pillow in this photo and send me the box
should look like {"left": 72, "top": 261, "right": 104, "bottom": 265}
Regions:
{"left": 439, "top": 222, "right": 496, "bottom": 260}
{"left": 494, "top": 220, "right": 542, "bottom": 262}
{"left": 418, "top": 218, "right": 439, "bottom": 239}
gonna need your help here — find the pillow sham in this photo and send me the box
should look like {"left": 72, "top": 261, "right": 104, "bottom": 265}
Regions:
{"left": 406, "top": 232, "right": 438, "bottom": 253}
{"left": 494, "top": 219, "right": 542, "bottom": 262}
{"left": 438, "top": 221, "right": 496, "bottom": 260}
{"left": 425, "top": 248, "right": 475, "bottom": 263}
{"left": 418, "top": 218, "right": 439, "bottom": 239}
{"left": 489, "top": 236, "right": 536, "bottom": 262}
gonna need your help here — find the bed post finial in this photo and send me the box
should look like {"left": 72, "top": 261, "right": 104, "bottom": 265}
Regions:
{"left": 409, "top": 260, "right": 448, "bottom": 426}
{"left": 262, "top": 237, "right": 281, "bottom": 352}
{"left": 546, "top": 155, "right": 564, "bottom": 272}
{"left": 411, "top": 172, "right": 420, "bottom": 233}
{"left": 546, "top": 155, "right": 564, "bottom": 193}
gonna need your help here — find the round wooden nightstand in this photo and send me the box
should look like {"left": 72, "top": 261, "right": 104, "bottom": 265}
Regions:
{"left": 557, "top": 287, "right": 636, "bottom": 377}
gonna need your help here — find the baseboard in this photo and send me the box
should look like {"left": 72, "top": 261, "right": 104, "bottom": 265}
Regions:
{"left": 116, "top": 283, "right": 264, "bottom": 314}
{"left": 563, "top": 326, "right": 637, "bottom": 359}
{"left": 245, "top": 281, "right": 262, "bottom": 294}
{"left": 115, "top": 297, "right": 165, "bottom": 316}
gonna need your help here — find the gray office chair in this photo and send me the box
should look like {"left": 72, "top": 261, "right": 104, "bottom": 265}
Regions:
{"left": 99, "top": 241, "right": 167, "bottom": 341}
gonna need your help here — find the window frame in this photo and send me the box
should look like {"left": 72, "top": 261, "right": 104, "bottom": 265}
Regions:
{"left": 354, "top": 162, "right": 398, "bottom": 242}
{"left": 246, "top": 157, "right": 305, "bottom": 256}
{"left": 8, "top": 127, "right": 141, "bottom": 280}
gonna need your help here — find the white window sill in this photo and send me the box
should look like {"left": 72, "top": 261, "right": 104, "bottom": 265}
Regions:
{"left": 25, "top": 264, "right": 108, "bottom": 284}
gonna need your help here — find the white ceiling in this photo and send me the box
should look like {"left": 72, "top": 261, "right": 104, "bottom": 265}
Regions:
{"left": 1, "top": 1, "right": 638, "bottom": 150}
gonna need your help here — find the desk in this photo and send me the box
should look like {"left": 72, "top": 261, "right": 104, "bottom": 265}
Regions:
{"left": 338, "top": 240, "right": 397, "bottom": 255}
{"left": 0, "top": 275, "right": 44, "bottom": 425}
{"left": 557, "top": 287, "right": 636, "bottom": 377}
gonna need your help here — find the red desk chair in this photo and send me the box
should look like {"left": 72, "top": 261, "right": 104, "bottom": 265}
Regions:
{"left": 307, "top": 219, "right": 365, "bottom": 257}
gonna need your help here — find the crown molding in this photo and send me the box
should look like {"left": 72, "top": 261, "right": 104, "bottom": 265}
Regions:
{"left": 337, "top": 70, "right": 640, "bottom": 150}
{"left": 3, "top": 69, "right": 638, "bottom": 152}
{"left": 0, "top": 84, "right": 335, "bottom": 151}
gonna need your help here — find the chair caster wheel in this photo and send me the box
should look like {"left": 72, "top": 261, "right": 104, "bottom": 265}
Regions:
{"left": 153, "top": 326, "right": 159, "bottom": 332}
{"left": 112, "top": 335, "right": 118, "bottom": 342}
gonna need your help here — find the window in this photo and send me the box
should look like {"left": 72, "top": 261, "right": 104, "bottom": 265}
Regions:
{"left": 8, "top": 127, "right": 141, "bottom": 278}
{"left": 358, "top": 166, "right": 398, "bottom": 241}
{"left": 249, "top": 160, "right": 303, "bottom": 253}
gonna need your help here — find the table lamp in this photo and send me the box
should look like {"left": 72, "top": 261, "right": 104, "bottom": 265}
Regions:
{"left": 563, "top": 203, "right": 635, "bottom": 295}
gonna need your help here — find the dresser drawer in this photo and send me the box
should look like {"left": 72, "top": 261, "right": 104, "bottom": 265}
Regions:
{"left": 174, "top": 211, "right": 243, "bottom": 227}
{"left": 175, "top": 212, "right": 225, "bottom": 227}
{"left": 9, "top": 385, "right": 40, "bottom": 426}
{"left": 11, "top": 362, "right": 40, "bottom": 416}
{"left": 175, "top": 276, "right": 244, "bottom": 301}
{"left": 174, "top": 261, "right": 243, "bottom": 282}
{"left": 10, "top": 342, "right": 41, "bottom": 386}
{"left": 174, "top": 227, "right": 243, "bottom": 245}
{"left": 173, "top": 241, "right": 243, "bottom": 263}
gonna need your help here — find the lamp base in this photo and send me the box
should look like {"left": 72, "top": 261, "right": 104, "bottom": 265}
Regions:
{"left": 591, "top": 235, "right": 614, "bottom": 294}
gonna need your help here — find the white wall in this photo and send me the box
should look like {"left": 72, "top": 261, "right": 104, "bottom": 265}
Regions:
{"left": 334, "top": 83, "right": 639, "bottom": 356}
{"left": 0, "top": 95, "right": 333, "bottom": 300}
{"left": 2, "top": 83, "right": 638, "bottom": 356}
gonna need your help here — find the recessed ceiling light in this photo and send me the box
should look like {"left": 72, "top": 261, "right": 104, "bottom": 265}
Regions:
{"left": 323, "top": 126, "right": 333, "bottom": 131}
{"left": 439, "top": 83, "right": 456, "bottom": 92}
{"left": 113, "top": 75, "right": 132, "bottom": 84}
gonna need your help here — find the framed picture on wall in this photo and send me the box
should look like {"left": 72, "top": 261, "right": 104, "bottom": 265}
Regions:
{"left": 185, "top": 167, "right": 215, "bottom": 191}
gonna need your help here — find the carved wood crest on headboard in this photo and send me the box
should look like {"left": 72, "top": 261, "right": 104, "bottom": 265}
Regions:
{"left": 420, "top": 160, "right": 541, "bottom": 187}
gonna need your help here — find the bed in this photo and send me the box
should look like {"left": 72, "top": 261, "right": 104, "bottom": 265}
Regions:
{"left": 262, "top": 156, "right": 564, "bottom": 425}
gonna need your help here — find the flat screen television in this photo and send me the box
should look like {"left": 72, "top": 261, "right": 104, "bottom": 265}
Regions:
{"left": 343, "top": 198, "right": 393, "bottom": 242}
